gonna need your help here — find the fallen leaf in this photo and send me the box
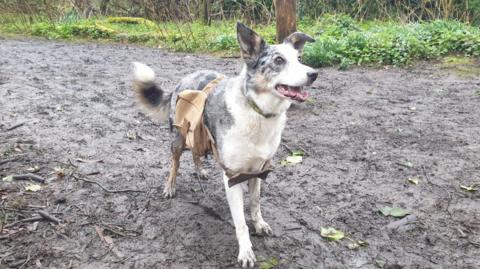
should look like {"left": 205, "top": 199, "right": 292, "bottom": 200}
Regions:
{"left": 259, "top": 257, "right": 279, "bottom": 269}
{"left": 27, "top": 165, "right": 40, "bottom": 172}
{"left": 347, "top": 242, "right": 359, "bottom": 250}
{"left": 286, "top": 155, "right": 302, "bottom": 163}
{"left": 379, "top": 206, "right": 410, "bottom": 218}
{"left": 347, "top": 240, "right": 368, "bottom": 250}
{"left": 306, "top": 97, "right": 316, "bottom": 104}
{"left": 320, "top": 227, "right": 345, "bottom": 241}
{"left": 292, "top": 150, "right": 304, "bottom": 156}
{"left": 407, "top": 177, "right": 419, "bottom": 185}
{"left": 357, "top": 240, "right": 368, "bottom": 246}
{"left": 25, "top": 184, "right": 42, "bottom": 192}
{"left": 126, "top": 130, "right": 137, "bottom": 140}
{"left": 460, "top": 184, "right": 478, "bottom": 192}
{"left": 375, "top": 259, "right": 386, "bottom": 268}
{"left": 2, "top": 175, "right": 13, "bottom": 182}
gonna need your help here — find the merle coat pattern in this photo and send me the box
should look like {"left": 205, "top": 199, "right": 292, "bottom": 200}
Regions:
{"left": 132, "top": 22, "right": 318, "bottom": 268}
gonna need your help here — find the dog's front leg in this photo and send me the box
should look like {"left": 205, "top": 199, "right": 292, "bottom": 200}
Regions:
{"left": 224, "top": 173, "right": 255, "bottom": 268}
{"left": 249, "top": 178, "right": 272, "bottom": 235}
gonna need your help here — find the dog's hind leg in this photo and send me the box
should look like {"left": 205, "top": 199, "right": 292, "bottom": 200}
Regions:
{"left": 192, "top": 152, "right": 208, "bottom": 180}
{"left": 163, "top": 132, "right": 185, "bottom": 198}
{"left": 224, "top": 173, "right": 255, "bottom": 268}
{"left": 249, "top": 178, "right": 272, "bottom": 235}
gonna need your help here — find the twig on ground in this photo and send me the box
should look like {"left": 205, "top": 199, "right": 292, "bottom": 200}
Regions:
{"left": 38, "top": 210, "right": 61, "bottom": 224}
{"left": 73, "top": 176, "right": 145, "bottom": 193}
{"left": 95, "top": 226, "right": 124, "bottom": 259}
{"left": 8, "top": 258, "right": 27, "bottom": 268}
{"left": 4, "top": 210, "right": 61, "bottom": 228}
{"left": 10, "top": 174, "right": 45, "bottom": 184}
{"left": 101, "top": 223, "right": 127, "bottom": 237}
{"left": 3, "top": 216, "right": 44, "bottom": 229}
{"left": 5, "top": 122, "right": 25, "bottom": 131}
{"left": 18, "top": 249, "right": 31, "bottom": 269}
{"left": 0, "top": 158, "right": 19, "bottom": 166}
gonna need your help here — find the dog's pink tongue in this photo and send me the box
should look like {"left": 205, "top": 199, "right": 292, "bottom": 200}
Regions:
{"left": 295, "top": 91, "right": 310, "bottom": 102}
{"left": 286, "top": 87, "right": 309, "bottom": 102}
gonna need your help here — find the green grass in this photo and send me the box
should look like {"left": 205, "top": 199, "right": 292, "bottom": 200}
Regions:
{"left": 1, "top": 14, "right": 479, "bottom": 68}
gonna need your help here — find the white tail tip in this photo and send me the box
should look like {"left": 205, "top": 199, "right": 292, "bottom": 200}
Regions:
{"left": 132, "top": 62, "right": 155, "bottom": 83}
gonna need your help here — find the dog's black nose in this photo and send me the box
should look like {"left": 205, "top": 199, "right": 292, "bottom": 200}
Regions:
{"left": 307, "top": 71, "right": 318, "bottom": 83}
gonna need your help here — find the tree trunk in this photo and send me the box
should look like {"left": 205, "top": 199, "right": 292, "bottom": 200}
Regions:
{"left": 202, "top": 0, "right": 210, "bottom": 25}
{"left": 100, "top": 0, "right": 110, "bottom": 16}
{"left": 274, "top": 0, "right": 296, "bottom": 43}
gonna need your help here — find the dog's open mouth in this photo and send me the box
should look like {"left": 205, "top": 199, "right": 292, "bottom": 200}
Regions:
{"left": 275, "top": 84, "right": 310, "bottom": 102}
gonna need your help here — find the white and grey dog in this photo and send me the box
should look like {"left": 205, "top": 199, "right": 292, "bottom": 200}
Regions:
{"left": 132, "top": 22, "right": 317, "bottom": 267}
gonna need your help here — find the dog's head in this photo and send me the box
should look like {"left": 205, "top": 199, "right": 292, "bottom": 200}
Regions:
{"left": 237, "top": 22, "right": 318, "bottom": 103}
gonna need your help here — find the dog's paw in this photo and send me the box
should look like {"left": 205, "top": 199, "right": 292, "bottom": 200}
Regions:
{"left": 254, "top": 220, "right": 272, "bottom": 236}
{"left": 162, "top": 186, "right": 176, "bottom": 198}
{"left": 237, "top": 247, "right": 256, "bottom": 268}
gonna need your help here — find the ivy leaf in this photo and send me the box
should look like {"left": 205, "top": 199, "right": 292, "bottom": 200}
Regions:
{"left": 460, "top": 184, "right": 478, "bottom": 192}
{"left": 320, "top": 227, "right": 345, "bottom": 241}
{"left": 379, "top": 206, "right": 410, "bottom": 218}
{"left": 286, "top": 155, "right": 302, "bottom": 164}
{"left": 280, "top": 155, "right": 303, "bottom": 166}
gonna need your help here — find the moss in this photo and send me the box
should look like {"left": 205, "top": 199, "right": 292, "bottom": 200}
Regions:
{"left": 106, "top": 17, "right": 156, "bottom": 28}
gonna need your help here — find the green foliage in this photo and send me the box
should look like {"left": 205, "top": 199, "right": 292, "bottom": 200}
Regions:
{"left": 303, "top": 14, "right": 480, "bottom": 68}
{"left": 31, "top": 21, "right": 116, "bottom": 39}
{"left": 209, "top": 34, "right": 238, "bottom": 51}
{"left": 1, "top": 14, "right": 479, "bottom": 67}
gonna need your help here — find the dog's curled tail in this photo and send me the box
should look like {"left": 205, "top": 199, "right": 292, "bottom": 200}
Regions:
{"left": 132, "top": 62, "right": 171, "bottom": 122}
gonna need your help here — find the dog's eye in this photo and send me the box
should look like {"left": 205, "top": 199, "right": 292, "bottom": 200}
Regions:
{"left": 297, "top": 56, "right": 302, "bottom": 62}
{"left": 274, "top": 56, "right": 285, "bottom": 65}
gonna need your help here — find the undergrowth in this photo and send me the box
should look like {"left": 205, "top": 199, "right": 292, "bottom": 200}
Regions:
{"left": 0, "top": 14, "right": 479, "bottom": 68}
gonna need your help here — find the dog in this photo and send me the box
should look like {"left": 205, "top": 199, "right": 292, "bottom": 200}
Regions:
{"left": 132, "top": 22, "right": 317, "bottom": 268}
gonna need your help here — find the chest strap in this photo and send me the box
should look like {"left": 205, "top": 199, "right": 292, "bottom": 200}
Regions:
{"left": 174, "top": 77, "right": 274, "bottom": 187}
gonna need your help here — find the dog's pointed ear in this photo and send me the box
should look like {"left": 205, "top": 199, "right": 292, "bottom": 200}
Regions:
{"left": 283, "top": 32, "right": 315, "bottom": 52}
{"left": 236, "top": 22, "right": 266, "bottom": 62}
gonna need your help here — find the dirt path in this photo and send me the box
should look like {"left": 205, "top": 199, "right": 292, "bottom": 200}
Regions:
{"left": 1, "top": 37, "right": 479, "bottom": 269}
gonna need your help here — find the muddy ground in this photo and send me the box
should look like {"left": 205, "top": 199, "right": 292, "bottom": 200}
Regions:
{"left": 0, "top": 37, "right": 479, "bottom": 269}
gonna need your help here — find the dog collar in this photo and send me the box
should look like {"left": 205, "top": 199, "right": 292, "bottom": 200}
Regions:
{"left": 247, "top": 99, "right": 276, "bottom": 118}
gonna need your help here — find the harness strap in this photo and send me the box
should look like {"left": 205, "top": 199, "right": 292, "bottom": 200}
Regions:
{"left": 175, "top": 76, "right": 274, "bottom": 187}
{"left": 205, "top": 126, "right": 273, "bottom": 187}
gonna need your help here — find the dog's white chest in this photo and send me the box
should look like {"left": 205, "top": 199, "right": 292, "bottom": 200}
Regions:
{"left": 221, "top": 106, "right": 286, "bottom": 172}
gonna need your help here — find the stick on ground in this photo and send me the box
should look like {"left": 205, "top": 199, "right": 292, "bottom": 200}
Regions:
{"left": 74, "top": 176, "right": 145, "bottom": 193}
{"left": 11, "top": 174, "right": 45, "bottom": 183}
{"left": 5, "top": 122, "right": 25, "bottom": 131}
{"left": 38, "top": 210, "right": 62, "bottom": 224}
{"left": 0, "top": 157, "right": 19, "bottom": 166}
